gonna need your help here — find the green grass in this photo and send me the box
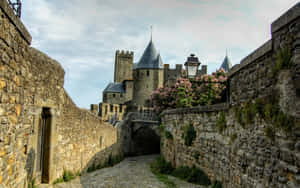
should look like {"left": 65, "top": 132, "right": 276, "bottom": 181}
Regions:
{"left": 150, "top": 156, "right": 216, "bottom": 187}
{"left": 150, "top": 156, "right": 176, "bottom": 188}
{"left": 151, "top": 168, "right": 177, "bottom": 188}
{"left": 211, "top": 180, "right": 223, "bottom": 188}
{"left": 53, "top": 170, "right": 75, "bottom": 185}
{"left": 28, "top": 179, "right": 37, "bottom": 188}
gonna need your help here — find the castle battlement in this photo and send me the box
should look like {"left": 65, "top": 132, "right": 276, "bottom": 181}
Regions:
{"left": 164, "top": 64, "right": 182, "bottom": 71}
{"left": 116, "top": 49, "right": 134, "bottom": 57}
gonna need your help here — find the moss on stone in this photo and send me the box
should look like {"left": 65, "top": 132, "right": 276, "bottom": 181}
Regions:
{"left": 264, "top": 126, "right": 275, "bottom": 140}
{"left": 216, "top": 112, "right": 226, "bottom": 133}
{"left": 193, "top": 151, "right": 200, "bottom": 160}
{"left": 183, "top": 123, "right": 196, "bottom": 146}
{"left": 229, "top": 133, "right": 237, "bottom": 145}
{"left": 164, "top": 130, "right": 173, "bottom": 140}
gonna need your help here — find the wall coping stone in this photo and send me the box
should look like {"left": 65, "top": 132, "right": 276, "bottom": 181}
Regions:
{"left": 271, "top": 2, "right": 300, "bottom": 34}
{"left": 228, "top": 39, "right": 272, "bottom": 77}
{"left": 161, "top": 103, "right": 229, "bottom": 116}
{"left": 0, "top": 0, "right": 32, "bottom": 45}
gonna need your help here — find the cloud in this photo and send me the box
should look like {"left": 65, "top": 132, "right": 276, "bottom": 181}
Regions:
{"left": 21, "top": 0, "right": 299, "bottom": 108}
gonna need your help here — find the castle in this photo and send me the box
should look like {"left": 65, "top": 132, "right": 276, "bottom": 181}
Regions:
{"left": 98, "top": 38, "right": 214, "bottom": 122}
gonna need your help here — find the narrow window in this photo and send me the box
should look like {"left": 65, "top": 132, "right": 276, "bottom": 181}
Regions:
{"left": 115, "top": 106, "right": 118, "bottom": 113}
{"left": 113, "top": 94, "right": 116, "bottom": 98}
{"left": 119, "top": 104, "right": 123, "bottom": 113}
{"left": 110, "top": 104, "right": 113, "bottom": 112}
{"left": 147, "top": 70, "right": 150, "bottom": 76}
{"left": 105, "top": 105, "right": 108, "bottom": 114}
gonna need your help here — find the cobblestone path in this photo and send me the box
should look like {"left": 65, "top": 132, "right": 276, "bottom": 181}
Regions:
{"left": 44, "top": 155, "right": 204, "bottom": 188}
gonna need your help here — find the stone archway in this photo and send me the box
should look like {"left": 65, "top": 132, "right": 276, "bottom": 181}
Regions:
{"left": 131, "top": 124, "right": 160, "bottom": 155}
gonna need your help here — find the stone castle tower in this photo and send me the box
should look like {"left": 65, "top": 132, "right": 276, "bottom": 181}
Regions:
{"left": 133, "top": 40, "right": 164, "bottom": 106}
{"left": 114, "top": 50, "right": 134, "bottom": 82}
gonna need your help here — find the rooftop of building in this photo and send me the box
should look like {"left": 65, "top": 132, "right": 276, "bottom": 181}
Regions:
{"left": 135, "top": 40, "right": 164, "bottom": 69}
{"left": 103, "top": 82, "right": 125, "bottom": 93}
{"left": 220, "top": 55, "right": 232, "bottom": 72}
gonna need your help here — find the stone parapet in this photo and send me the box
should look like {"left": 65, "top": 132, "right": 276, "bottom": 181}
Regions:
{"left": 161, "top": 103, "right": 229, "bottom": 115}
{"left": 271, "top": 2, "right": 300, "bottom": 34}
{"left": 228, "top": 40, "right": 272, "bottom": 77}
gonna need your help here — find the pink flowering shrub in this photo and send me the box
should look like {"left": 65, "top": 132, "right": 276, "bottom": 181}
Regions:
{"left": 192, "top": 69, "right": 227, "bottom": 106}
{"left": 151, "top": 69, "right": 228, "bottom": 114}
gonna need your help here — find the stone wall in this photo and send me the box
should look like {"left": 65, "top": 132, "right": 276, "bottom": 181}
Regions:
{"left": 161, "top": 102, "right": 299, "bottom": 188}
{"left": 161, "top": 3, "right": 300, "bottom": 188}
{"left": 0, "top": 1, "right": 121, "bottom": 187}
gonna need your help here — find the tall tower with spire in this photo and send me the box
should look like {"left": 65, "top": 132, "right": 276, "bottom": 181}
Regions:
{"left": 132, "top": 33, "right": 164, "bottom": 106}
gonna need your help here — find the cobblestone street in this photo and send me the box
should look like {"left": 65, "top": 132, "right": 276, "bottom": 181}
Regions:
{"left": 41, "top": 155, "right": 203, "bottom": 188}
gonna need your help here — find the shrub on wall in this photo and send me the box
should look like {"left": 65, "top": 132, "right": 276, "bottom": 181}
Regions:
{"left": 183, "top": 123, "right": 196, "bottom": 146}
{"left": 233, "top": 98, "right": 295, "bottom": 135}
{"left": 271, "top": 45, "right": 294, "bottom": 78}
{"left": 216, "top": 112, "right": 226, "bottom": 133}
{"left": 165, "top": 130, "right": 173, "bottom": 140}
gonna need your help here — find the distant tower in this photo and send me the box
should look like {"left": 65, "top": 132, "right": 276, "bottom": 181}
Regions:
{"left": 8, "top": 0, "right": 22, "bottom": 18}
{"left": 133, "top": 39, "right": 164, "bottom": 106}
{"left": 114, "top": 50, "right": 134, "bottom": 83}
{"left": 220, "top": 52, "right": 232, "bottom": 72}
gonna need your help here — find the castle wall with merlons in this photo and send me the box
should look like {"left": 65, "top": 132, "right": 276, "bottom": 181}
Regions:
{"left": 0, "top": 1, "right": 121, "bottom": 187}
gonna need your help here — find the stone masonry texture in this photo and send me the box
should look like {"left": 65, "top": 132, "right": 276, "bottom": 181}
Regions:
{"left": 0, "top": 1, "right": 121, "bottom": 187}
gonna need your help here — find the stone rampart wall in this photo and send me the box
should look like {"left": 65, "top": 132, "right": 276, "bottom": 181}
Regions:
{"left": 0, "top": 1, "right": 121, "bottom": 187}
{"left": 161, "top": 103, "right": 300, "bottom": 188}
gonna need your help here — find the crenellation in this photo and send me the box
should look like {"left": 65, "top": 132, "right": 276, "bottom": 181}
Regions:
{"left": 175, "top": 64, "right": 182, "bottom": 70}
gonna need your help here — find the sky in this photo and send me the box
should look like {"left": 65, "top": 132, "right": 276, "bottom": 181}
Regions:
{"left": 20, "top": 0, "right": 299, "bottom": 109}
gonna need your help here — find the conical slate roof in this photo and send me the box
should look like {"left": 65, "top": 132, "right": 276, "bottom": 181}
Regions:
{"left": 135, "top": 40, "right": 163, "bottom": 69}
{"left": 220, "top": 55, "right": 232, "bottom": 72}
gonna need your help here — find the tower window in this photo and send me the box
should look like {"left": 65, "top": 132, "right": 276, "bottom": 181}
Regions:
{"left": 113, "top": 94, "right": 116, "bottom": 98}
{"left": 147, "top": 70, "right": 150, "bottom": 76}
{"left": 110, "top": 105, "right": 113, "bottom": 112}
{"left": 119, "top": 104, "right": 123, "bottom": 112}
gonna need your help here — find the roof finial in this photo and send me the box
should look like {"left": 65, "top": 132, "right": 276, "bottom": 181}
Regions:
{"left": 150, "top": 25, "right": 153, "bottom": 41}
